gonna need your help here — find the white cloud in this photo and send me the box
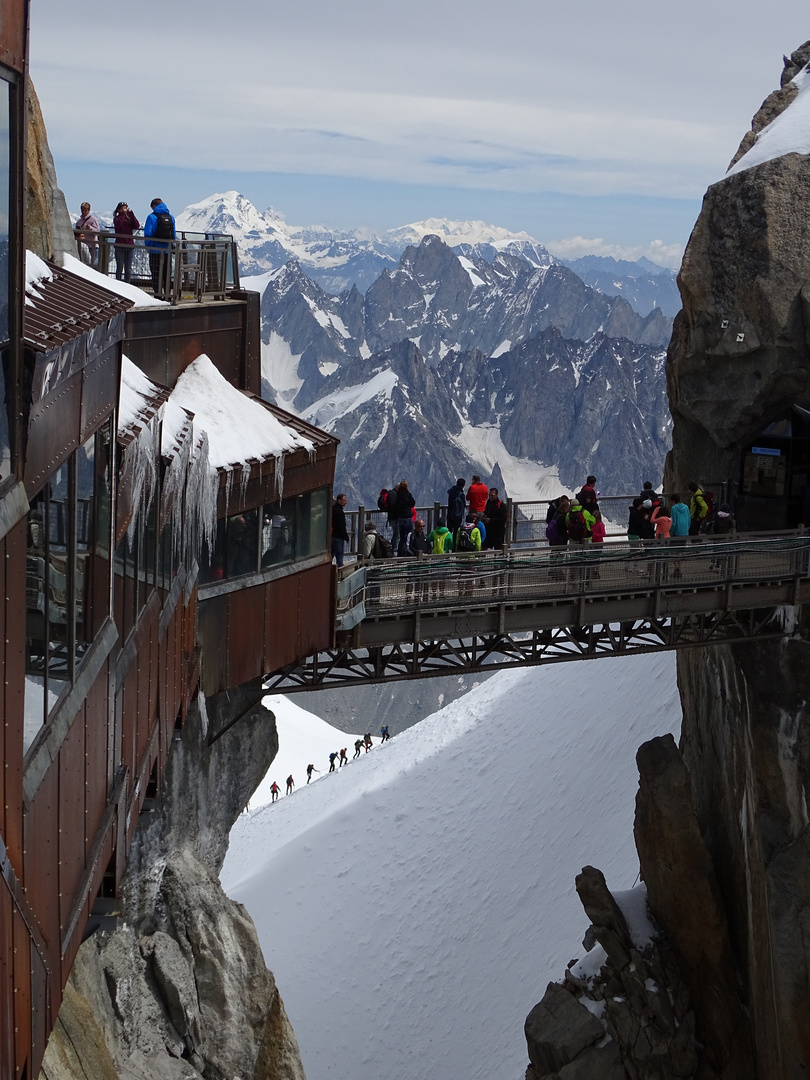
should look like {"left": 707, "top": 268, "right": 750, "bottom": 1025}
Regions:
{"left": 546, "top": 236, "right": 684, "bottom": 269}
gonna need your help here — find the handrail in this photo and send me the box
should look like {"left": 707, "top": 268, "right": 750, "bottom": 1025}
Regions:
{"left": 90, "top": 231, "right": 241, "bottom": 304}
{"left": 358, "top": 532, "right": 810, "bottom": 617}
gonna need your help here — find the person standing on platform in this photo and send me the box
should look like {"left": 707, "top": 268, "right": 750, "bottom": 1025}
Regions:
{"left": 144, "top": 197, "right": 176, "bottom": 300}
{"left": 331, "top": 493, "right": 350, "bottom": 567}
{"left": 394, "top": 481, "right": 416, "bottom": 556}
{"left": 112, "top": 201, "right": 140, "bottom": 282}
{"left": 483, "top": 488, "right": 507, "bottom": 549}
{"left": 447, "top": 478, "right": 466, "bottom": 536}
{"left": 467, "top": 475, "right": 488, "bottom": 516}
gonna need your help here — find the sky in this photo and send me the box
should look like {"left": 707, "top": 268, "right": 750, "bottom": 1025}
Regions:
{"left": 30, "top": 1, "right": 810, "bottom": 267}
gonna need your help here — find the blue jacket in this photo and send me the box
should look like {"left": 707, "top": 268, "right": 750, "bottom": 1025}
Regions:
{"left": 144, "top": 203, "right": 175, "bottom": 249}
{"left": 670, "top": 503, "right": 691, "bottom": 537}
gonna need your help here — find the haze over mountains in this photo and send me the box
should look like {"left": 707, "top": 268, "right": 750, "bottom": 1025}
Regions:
{"left": 177, "top": 192, "right": 675, "bottom": 504}
{"left": 176, "top": 192, "right": 681, "bottom": 317}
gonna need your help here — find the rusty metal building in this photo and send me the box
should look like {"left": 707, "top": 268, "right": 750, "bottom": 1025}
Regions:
{"left": 0, "top": 8, "right": 338, "bottom": 1077}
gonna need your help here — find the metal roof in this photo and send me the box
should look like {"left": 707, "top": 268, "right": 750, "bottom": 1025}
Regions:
{"left": 24, "top": 259, "right": 133, "bottom": 351}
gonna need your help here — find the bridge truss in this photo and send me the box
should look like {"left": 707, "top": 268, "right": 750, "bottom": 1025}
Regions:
{"left": 266, "top": 535, "right": 810, "bottom": 692}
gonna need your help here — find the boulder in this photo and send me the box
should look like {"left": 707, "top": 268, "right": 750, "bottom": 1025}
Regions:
{"left": 524, "top": 983, "right": 605, "bottom": 1074}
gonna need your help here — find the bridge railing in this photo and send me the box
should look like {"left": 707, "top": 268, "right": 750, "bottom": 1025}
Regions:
{"left": 344, "top": 486, "right": 730, "bottom": 554}
{"left": 357, "top": 531, "right": 810, "bottom": 616}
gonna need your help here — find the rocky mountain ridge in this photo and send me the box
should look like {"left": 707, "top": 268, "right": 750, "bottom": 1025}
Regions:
{"left": 256, "top": 234, "right": 671, "bottom": 504}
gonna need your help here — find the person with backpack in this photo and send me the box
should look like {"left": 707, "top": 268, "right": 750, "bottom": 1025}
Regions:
{"left": 380, "top": 724, "right": 390, "bottom": 743}
{"left": 393, "top": 480, "right": 416, "bottom": 556}
{"left": 455, "top": 513, "right": 482, "bottom": 554}
{"left": 427, "top": 518, "right": 453, "bottom": 554}
{"left": 363, "top": 520, "right": 392, "bottom": 559}
{"left": 306, "top": 763, "right": 319, "bottom": 784}
{"left": 285, "top": 775, "right": 295, "bottom": 795}
{"left": 687, "top": 482, "right": 710, "bottom": 535}
{"left": 353, "top": 738, "right": 364, "bottom": 759}
{"left": 270, "top": 781, "right": 280, "bottom": 803}
{"left": 483, "top": 487, "right": 507, "bottom": 549}
{"left": 144, "top": 197, "right": 176, "bottom": 300}
{"left": 447, "top": 479, "right": 466, "bottom": 536}
{"left": 565, "top": 498, "right": 595, "bottom": 547}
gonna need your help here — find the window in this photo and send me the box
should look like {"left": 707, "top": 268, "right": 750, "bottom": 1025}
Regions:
{"left": 24, "top": 423, "right": 113, "bottom": 750}
{"left": 199, "top": 487, "right": 329, "bottom": 585}
{"left": 0, "top": 77, "right": 11, "bottom": 484}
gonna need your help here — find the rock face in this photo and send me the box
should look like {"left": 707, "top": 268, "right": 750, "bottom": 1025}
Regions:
{"left": 527, "top": 43, "right": 810, "bottom": 1080}
{"left": 26, "top": 78, "right": 74, "bottom": 263}
{"left": 662, "top": 44, "right": 810, "bottom": 1076}
{"left": 39, "top": 682, "right": 306, "bottom": 1080}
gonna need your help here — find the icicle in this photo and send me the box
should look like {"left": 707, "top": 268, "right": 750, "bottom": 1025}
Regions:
{"left": 274, "top": 454, "right": 285, "bottom": 501}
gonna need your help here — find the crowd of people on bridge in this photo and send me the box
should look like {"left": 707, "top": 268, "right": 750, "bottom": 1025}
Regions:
{"left": 331, "top": 473, "right": 733, "bottom": 567}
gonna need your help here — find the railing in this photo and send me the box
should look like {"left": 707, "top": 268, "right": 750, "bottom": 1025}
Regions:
{"left": 344, "top": 487, "right": 730, "bottom": 553}
{"left": 357, "top": 531, "right": 810, "bottom": 617}
{"left": 89, "top": 231, "right": 240, "bottom": 304}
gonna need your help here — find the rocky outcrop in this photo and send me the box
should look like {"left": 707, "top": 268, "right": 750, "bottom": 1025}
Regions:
{"left": 528, "top": 43, "right": 810, "bottom": 1080}
{"left": 525, "top": 868, "right": 698, "bottom": 1080}
{"left": 40, "top": 682, "right": 306, "bottom": 1080}
{"left": 26, "top": 79, "right": 74, "bottom": 263}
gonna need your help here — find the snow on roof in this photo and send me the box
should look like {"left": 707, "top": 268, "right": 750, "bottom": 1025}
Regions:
{"left": 25, "top": 250, "right": 54, "bottom": 304}
{"left": 165, "top": 353, "right": 313, "bottom": 470}
{"left": 61, "top": 252, "right": 169, "bottom": 308}
{"left": 726, "top": 64, "right": 810, "bottom": 178}
{"left": 118, "top": 355, "right": 168, "bottom": 439}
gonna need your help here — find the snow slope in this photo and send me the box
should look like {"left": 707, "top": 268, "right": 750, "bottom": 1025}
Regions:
{"left": 224, "top": 651, "right": 681, "bottom": 1080}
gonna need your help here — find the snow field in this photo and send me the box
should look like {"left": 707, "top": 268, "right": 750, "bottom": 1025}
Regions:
{"left": 224, "top": 651, "right": 681, "bottom": 1080}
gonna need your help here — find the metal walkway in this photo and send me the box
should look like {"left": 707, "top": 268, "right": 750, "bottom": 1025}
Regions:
{"left": 265, "top": 534, "right": 810, "bottom": 691}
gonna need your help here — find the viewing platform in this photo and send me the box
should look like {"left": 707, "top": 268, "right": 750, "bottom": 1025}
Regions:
{"left": 88, "top": 230, "right": 241, "bottom": 305}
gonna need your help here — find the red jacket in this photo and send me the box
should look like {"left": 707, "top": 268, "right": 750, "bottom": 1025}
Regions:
{"left": 467, "top": 482, "right": 488, "bottom": 514}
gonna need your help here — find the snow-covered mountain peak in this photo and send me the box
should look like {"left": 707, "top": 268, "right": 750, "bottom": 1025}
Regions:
{"left": 175, "top": 191, "right": 280, "bottom": 238}
{"left": 388, "top": 217, "right": 536, "bottom": 248}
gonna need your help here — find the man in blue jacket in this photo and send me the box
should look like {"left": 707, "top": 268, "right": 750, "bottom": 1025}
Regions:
{"left": 144, "top": 198, "right": 176, "bottom": 299}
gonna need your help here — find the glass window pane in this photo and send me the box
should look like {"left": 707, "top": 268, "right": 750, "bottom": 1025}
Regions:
{"left": 225, "top": 508, "right": 258, "bottom": 577}
{"left": 0, "top": 79, "right": 9, "bottom": 346}
{"left": 261, "top": 499, "right": 295, "bottom": 567}
{"left": 47, "top": 465, "right": 71, "bottom": 693}
{"left": 199, "top": 519, "right": 226, "bottom": 584}
{"left": 296, "top": 489, "right": 328, "bottom": 560}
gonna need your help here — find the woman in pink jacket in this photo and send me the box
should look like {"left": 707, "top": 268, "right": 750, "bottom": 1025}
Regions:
{"left": 113, "top": 202, "right": 141, "bottom": 283}
{"left": 652, "top": 504, "right": 672, "bottom": 539}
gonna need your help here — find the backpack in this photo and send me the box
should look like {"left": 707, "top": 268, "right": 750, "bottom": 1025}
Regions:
{"left": 372, "top": 534, "right": 393, "bottom": 559}
{"left": 545, "top": 518, "right": 559, "bottom": 543}
{"left": 154, "top": 212, "right": 175, "bottom": 240}
{"left": 702, "top": 490, "right": 715, "bottom": 519}
{"left": 377, "top": 488, "right": 389, "bottom": 512}
{"left": 457, "top": 524, "right": 476, "bottom": 552}
{"left": 567, "top": 509, "right": 587, "bottom": 542}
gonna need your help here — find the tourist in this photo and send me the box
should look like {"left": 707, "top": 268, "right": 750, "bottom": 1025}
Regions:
{"left": 143, "top": 197, "right": 176, "bottom": 300}
{"left": 74, "top": 201, "right": 99, "bottom": 266}
{"left": 112, "top": 201, "right": 140, "bottom": 282}
{"left": 331, "top": 492, "right": 350, "bottom": 567}
{"left": 447, "top": 478, "right": 466, "bottom": 536}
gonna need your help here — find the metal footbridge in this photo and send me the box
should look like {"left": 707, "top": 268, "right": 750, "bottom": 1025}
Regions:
{"left": 265, "top": 533, "right": 810, "bottom": 691}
